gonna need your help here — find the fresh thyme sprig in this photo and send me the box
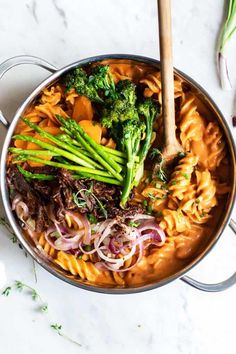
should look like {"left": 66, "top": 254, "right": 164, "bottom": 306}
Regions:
{"left": 15, "top": 280, "right": 48, "bottom": 313}
{"left": 128, "top": 221, "right": 140, "bottom": 228}
{"left": 73, "top": 182, "right": 108, "bottom": 219}
{"left": 0, "top": 216, "right": 28, "bottom": 257}
{"left": 0, "top": 216, "right": 17, "bottom": 243}
{"left": 51, "top": 323, "right": 82, "bottom": 346}
{"left": 1, "top": 281, "right": 81, "bottom": 347}
{"left": 2, "top": 286, "right": 11, "bottom": 296}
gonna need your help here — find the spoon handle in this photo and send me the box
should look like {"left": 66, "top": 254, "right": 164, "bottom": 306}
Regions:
{"left": 157, "top": 0, "right": 176, "bottom": 148}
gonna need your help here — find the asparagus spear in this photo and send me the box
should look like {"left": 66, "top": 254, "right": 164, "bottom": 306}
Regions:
{"left": 17, "top": 164, "right": 119, "bottom": 185}
{"left": 58, "top": 116, "right": 122, "bottom": 173}
{"left": 17, "top": 165, "right": 55, "bottom": 181}
{"left": 13, "top": 154, "right": 118, "bottom": 177}
{"left": 57, "top": 118, "right": 123, "bottom": 181}
{"left": 21, "top": 118, "right": 102, "bottom": 170}
{"left": 9, "top": 148, "right": 59, "bottom": 157}
{"left": 12, "top": 135, "right": 98, "bottom": 169}
{"left": 57, "top": 133, "right": 126, "bottom": 165}
{"left": 57, "top": 132, "right": 126, "bottom": 158}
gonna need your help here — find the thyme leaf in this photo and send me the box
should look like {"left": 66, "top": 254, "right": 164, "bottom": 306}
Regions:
{"left": 73, "top": 183, "right": 108, "bottom": 219}
{"left": 51, "top": 323, "right": 81, "bottom": 347}
{"left": 128, "top": 221, "right": 140, "bottom": 228}
{"left": 2, "top": 280, "right": 81, "bottom": 347}
{"left": 2, "top": 286, "right": 11, "bottom": 296}
{"left": 0, "top": 216, "right": 27, "bottom": 256}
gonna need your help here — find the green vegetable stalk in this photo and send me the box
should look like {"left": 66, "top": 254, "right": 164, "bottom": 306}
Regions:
{"left": 21, "top": 118, "right": 103, "bottom": 170}
{"left": 217, "top": 0, "right": 236, "bottom": 90}
{"left": 133, "top": 98, "right": 160, "bottom": 186}
{"left": 17, "top": 165, "right": 55, "bottom": 181}
{"left": 12, "top": 134, "right": 97, "bottom": 169}
{"left": 57, "top": 116, "right": 123, "bottom": 181}
{"left": 13, "top": 154, "right": 115, "bottom": 177}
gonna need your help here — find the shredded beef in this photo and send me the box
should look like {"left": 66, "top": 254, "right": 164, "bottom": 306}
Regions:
{"left": 35, "top": 205, "right": 49, "bottom": 232}
{"left": 27, "top": 165, "right": 56, "bottom": 175}
{"left": 8, "top": 164, "right": 32, "bottom": 195}
{"left": 7, "top": 165, "right": 49, "bottom": 231}
{"left": 106, "top": 203, "right": 144, "bottom": 219}
{"left": 92, "top": 181, "right": 119, "bottom": 202}
{"left": 58, "top": 169, "right": 85, "bottom": 190}
{"left": 55, "top": 170, "right": 144, "bottom": 219}
{"left": 31, "top": 181, "right": 53, "bottom": 200}
{"left": 52, "top": 185, "right": 66, "bottom": 221}
{"left": 8, "top": 166, "right": 145, "bottom": 229}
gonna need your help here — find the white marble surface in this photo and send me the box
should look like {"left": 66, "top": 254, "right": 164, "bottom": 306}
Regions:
{"left": 0, "top": 0, "right": 236, "bottom": 353}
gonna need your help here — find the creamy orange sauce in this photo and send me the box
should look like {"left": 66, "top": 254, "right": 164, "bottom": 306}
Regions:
{"left": 11, "top": 60, "right": 232, "bottom": 288}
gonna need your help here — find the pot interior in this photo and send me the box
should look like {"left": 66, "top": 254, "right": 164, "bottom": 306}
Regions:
{"left": 2, "top": 56, "right": 236, "bottom": 294}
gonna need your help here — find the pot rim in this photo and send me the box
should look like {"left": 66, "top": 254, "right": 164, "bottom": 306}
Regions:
{"left": 1, "top": 53, "right": 236, "bottom": 294}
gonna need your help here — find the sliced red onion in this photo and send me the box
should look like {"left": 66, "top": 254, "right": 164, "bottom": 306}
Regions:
{"left": 108, "top": 238, "right": 120, "bottom": 255}
{"left": 35, "top": 211, "right": 166, "bottom": 272}
{"left": 65, "top": 211, "right": 83, "bottom": 228}
{"left": 44, "top": 233, "right": 58, "bottom": 249}
{"left": 54, "top": 231, "right": 84, "bottom": 251}
{"left": 12, "top": 194, "right": 23, "bottom": 210}
{"left": 103, "top": 242, "right": 144, "bottom": 272}
{"left": 94, "top": 261, "right": 107, "bottom": 271}
{"left": 126, "top": 214, "right": 155, "bottom": 222}
{"left": 66, "top": 211, "right": 91, "bottom": 245}
{"left": 138, "top": 221, "right": 166, "bottom": 246}
{"left": 45, "top": 230, "right": 84, "bottom": 251}
{"left": 14, "top": 201, "right": 30, "bottom": 228}
{"left": 78, "top": 243, "right": 97, "bottom": 255}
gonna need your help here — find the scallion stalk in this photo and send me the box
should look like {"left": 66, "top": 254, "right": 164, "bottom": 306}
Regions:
{"left": 217, "top": 0, "right": 236, "bottom": 90}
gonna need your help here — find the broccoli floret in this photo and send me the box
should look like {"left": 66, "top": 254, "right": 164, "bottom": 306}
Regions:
{"left": 101, "top": 100, "right": 138, "bottom": 128}
{"left": 137, "top": 98, "right": 160, "bottom": 158}
{"left": 116, "top": 79, "right": 137, "bottom": 106}
{"left": 99, "top": 79, "right": 146, "bottom": 207}
{"left": 88, "top": 65, "right": 117, "bottom": 99}
{"left": 63, "top": 65, "right": 117, "bottom": 103}
{"left": 133, "top": 98, "right": 160, "bottom": 186}
{"left": 119, "top": 119, "right": 145, "bottom": 208}
{"left": 101, "top": 80, "right": 138, "bottom": 128}
{"left": 64, "top": 67, "right": 103, "bottom": 103}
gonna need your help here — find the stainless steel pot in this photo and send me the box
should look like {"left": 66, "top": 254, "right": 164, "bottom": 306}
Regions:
{"left": 0, "top": 54, "right": 235, "bottom": 294}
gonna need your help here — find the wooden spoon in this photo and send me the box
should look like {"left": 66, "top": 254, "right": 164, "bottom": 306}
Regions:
{"left": 157, "top": 0, "right": 183, "bottom": 161}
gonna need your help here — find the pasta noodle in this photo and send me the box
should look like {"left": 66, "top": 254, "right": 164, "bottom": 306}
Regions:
{"left": 36, "top": 234, "right": 58, "bottom": 259}
{"left": 168, "top": 153, "right": 198, "bottom": 200}
{"left": 140, "top": 71, "right": 183, "bottom": 102}
{"left": 202, "top": 122, "right": 226, "bottom": 171}
{"left": 159, "top": 209, "right": 191, "bottom": 236}
{"left": 8, "top": 60, "right": 231, "bottom": 288}
{"left": 55, "top": 251, "right": 115, "bottom": 285}
{"left": 179, "top": 93, "right": 206, "bottom": 151}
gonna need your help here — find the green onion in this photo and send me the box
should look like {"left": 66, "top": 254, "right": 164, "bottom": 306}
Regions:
{"left": 17, "top": 165, "right": 55, "bottom": 181}
{"left": 217, "top": 0, "right": 236, "bottom": 90}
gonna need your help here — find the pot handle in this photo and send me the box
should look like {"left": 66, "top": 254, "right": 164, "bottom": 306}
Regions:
{"left": 180, "top": 219, "right": 236, "bottom": 292}
{"left": 0, "top": 55, "right": 58, "bottom": 127}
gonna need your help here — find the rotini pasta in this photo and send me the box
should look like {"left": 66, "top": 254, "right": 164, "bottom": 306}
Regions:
{"left": 168, "top": 153, "right": 198, "bottom": 200}
{"left": 36, "top": 233, "right": 58, "bottom": 259}
{"left": 179, "top": 93, "right": 206, "bottom": 151}
{"left": 8, "top": 59, "right": 231, "bottom": 288}
{"left": 202, "top": 122, "right": 226, "bottom": 170}
{"left": 55, "top": 251, "right": 115, "bottom": 285}
{"left": 159, "top": 209, "right": 191, "bottom": 236}
{"left": 140, "top": 71, "right": 183, "bottom": 103}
